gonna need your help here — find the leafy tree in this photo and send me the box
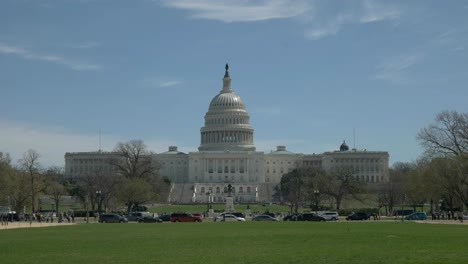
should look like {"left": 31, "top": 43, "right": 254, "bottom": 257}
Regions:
{"left": 44, "top": 167, "right": 67, "bottom": 214}
{"left": 279, "top": 169, "right": 305, "bottom": 214}
{"left": 117, "top": 177, "right": 152, "bottom": 213}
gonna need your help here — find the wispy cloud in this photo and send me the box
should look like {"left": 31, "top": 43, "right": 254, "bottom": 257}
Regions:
{"left": 66, "top": 41, "right": 99, "bottom": 49}
{"left": 373, "top": 53, "right": 423, "bottom": 82}
{"left": 359, "top": 0, "right": 400, "bottom": 23}
{"left": 159, "top": 0, "right": 311, "bottom": 23}
{"left": 304, "top": 0, "right": 401, "bottom": 40}
{"left": 159, "top": 80, "right": 181, "bottom": 87}
{"left": 0, "top": 42, "right": 101, "bottom": 71}
{"left": 140, "top": 77, "right": 181, "bottom": 88}
{"left": 159, "top": 0, "right": 401, "bottom": 40}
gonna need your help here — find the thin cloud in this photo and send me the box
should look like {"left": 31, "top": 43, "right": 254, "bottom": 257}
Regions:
{"left": 159, "top": 0, "right": 311, "bottom": 23}
{"left": 0, "top": 42, "right": 101, "bottom": 71}
{"left": 66, "top": 41, "right": 100, "bottom": 49}
{"left": 360, "top": 0, "right": 400, "bottom": 23}
{"left": 159, "top": 80, "right": 181, "bottom": 87}
{"left": 304, "top": 0, "right": 401, "bottom": 40}
{"left": 140, "top": 78, "right": 181, "bottom": 88}
{"left": 373, "top": 53, "right": 423, "bottom": 82}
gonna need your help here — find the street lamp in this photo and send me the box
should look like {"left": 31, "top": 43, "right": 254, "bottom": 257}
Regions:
{"left": 314, "top": 190, "right": 320, "bottom": 215}
{"left": 206, "top": 191, "right": 212, "bottom": 211}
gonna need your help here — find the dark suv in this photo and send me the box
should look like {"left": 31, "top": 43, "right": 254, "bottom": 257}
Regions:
{"left": 170, "top": 213, "right": 202, "bottom": 222}
{"left": 99, "top": 214, "right": 128, "bottom": 223}
{"left": 297, "top": 213, "right": 326, "bottom": 222}
{"left": 346, "top": 212, "right": 370, "bottom": 221}
{"left": 127, "top": 212, "right": 151, "bottom": 222}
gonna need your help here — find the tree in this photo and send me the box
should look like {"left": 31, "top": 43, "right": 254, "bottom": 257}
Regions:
{"left": 417, "top": 110, "right": 468, "bottom": 157}
{"left": 0, "top": 152, "right": 12, "bottom": 205}
{"left": 111, "top": 140, "right": 155, "bottom": 179}
{"left": 278, "top": 167, "right": 323, "bottom": 213}
{"left": 417, "top": 111, "right": 468, "bottom": 210}
{"left": 44, "top": 167, "right": 67, "bottom": 214}
{"left": 380, "top": 162, "right": 411, "bottom": 214}
{"left": 117, "top": 178, "right": 152, "bottom": 213}
{"left": 111, "top": 140, "right": 168, "bottom": 213}
{"left": 316, "top": 166, "right": 366, "bottom": 211}
{"left": 279, "top": 169, "right": 306, "bottom": 214}
{"left": 19, "top": 149, "right": 43, "bottom": 213}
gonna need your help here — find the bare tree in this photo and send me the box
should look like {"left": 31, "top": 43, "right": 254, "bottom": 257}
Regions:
{"left": 316, "top": 167, "right": 366, "bottom": 211}
{"left": 111, "top": 140, "right": 155, "bottom": 179}
{"left": 19, "top": 149, "right": 43, "bottom": 213}
{"left": 417, "top": 110, "right": 468, "bottom": 157}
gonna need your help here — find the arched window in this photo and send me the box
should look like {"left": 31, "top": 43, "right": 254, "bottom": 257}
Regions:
{"left": 216, "top": 187, "right": 220, "bottom": 193}
{"left": 239, "top": 187, "right": 244, "bottom": 193}
{"left": 201, "top": 187, "right": 205, "bottom": 193}
{"left": 247, "top": 187, "right": 251, "bottom": 193}
{"left": 224, "top": 187, "right": 228, "bottom": 193}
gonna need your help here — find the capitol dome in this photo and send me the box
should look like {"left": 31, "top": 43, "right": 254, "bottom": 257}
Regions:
{"left": 199, "top": 64, "right": 255, "bottom": 151}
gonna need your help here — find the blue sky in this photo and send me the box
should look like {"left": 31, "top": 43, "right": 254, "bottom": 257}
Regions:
{"left": 1, "top": 0, "right": 467, "bottom": 167}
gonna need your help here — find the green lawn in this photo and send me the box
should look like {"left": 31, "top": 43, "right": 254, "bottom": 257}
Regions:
{"left": 1, "top": 222, "right": 467, "bottom": 264}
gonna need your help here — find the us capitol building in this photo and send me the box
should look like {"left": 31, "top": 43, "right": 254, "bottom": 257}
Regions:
{"left": 65, "top": 64, "right": 389, "bottom": 203}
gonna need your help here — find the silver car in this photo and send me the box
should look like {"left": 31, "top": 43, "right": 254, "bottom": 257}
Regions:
{"left": 215, "top": 213, "right": 245, "bottom": 222}
{"left": 319, "top": 212, "right": 339, "bottom": 221}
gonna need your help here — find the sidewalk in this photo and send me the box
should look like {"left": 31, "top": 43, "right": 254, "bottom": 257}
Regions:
{"left": 1, "top": 221, "right": 76, "bottom": 230}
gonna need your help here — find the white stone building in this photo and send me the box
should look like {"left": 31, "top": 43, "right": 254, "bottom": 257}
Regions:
{"left": 64, "top": 64, "right": 389, "bottom": 203}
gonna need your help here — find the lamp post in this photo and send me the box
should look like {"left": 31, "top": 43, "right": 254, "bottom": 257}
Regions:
{"left": 206, "top": 191, "right": 212, "bottom": 210}
{"left": 314, "top": 190, "right": 320, "bottom": 215}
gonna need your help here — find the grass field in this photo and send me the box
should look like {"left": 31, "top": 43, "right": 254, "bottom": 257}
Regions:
{"left": 1, "top": 221, "right": 467, "bottom": 264}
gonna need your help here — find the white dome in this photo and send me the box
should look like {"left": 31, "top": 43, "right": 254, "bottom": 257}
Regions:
{"left": 199, "top": 64, "right": 255, "bottom": 152}
{"left": 208, "top": 92, "right": 246, "bottom": 111}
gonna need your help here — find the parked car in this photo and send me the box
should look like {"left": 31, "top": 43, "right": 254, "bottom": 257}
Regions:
{"left": 297, "top": 213, "right": 326, "bottom": 222}
{"left": 346, "top": 212, "right": 370, "bottom": 221}
{"left": 319, "top": 212, "right": 340, "bottom": 221}
{"left": 232, "top": 212, "right": 245, "bottom": 218}
{"left": 127, "top": 212, "right": 151, "bottom": 222}
{"left": 405, "top": 212, "right": 427, "bottom": 220}
{"left": 99, "top": 214, "right": 128, "bottom": 223}
{"left": 252, "top": 215, "right": 278, "bottom": 221}
{"left": 170, "top": 213, "right": 202, "bottom": 222}
{"left": 215, "top": 213, "right": 245, "bottom": 222}
{"left": 157, "top": 214, "right": 171, "bottom": 222}
{"left": 138, "top": 215, "right": 161, "bottom": 223}
{"left": 191, "top": 213, "right": 203, "bottom": 219}
{"left": 283, "top": 213, "right": 301, "bottom": 221}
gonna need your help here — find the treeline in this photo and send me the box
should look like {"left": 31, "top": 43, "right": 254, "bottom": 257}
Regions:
{"left": 0, "top": 140, "right": 170, "bottom": 215}
{"left": 278, "top": 110, "right": 468, "bottom": 215}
